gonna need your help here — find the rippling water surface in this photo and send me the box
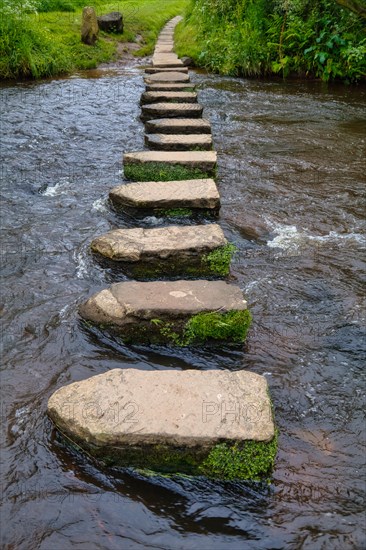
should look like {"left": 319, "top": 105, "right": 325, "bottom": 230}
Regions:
{"left": 1, "top": 64, "right": 365, "bottom": 549}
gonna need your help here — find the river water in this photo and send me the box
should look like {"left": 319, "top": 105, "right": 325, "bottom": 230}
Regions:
{"left": 1, "top": 62, "right": 365, "bottom": 549}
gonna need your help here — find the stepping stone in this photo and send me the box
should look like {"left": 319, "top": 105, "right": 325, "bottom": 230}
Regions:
{"left": 48, "top": 368, "right": 276, "bottom": 479}
{"left": 109, "top": 178, "right": 220, "bottom": 213}
{"left": 145, "top": 83, "right": 195, "bottom": 92}
{"left": 123, "top": 151, "right": 217, "bottom": 176}
{"left": 145, "top": 133, "right": 212, "bottom": 151}
{"left": 141, "top": 102, "right": 203, "bottom": 121}
{"left": 145, "top": 72, "right": 190, "bottom": 83}
{"left": 79, "top": 279, "right": 251, "bottom": 345}
{"left": 155, "top": 46, "right": 174, "bottom": 53}
{"left": 145, "top": 118, "right": 212, "bottom": 135}
{"left": 145, "top": 67, "right": 188, "bottom": 74}
{"left": 140, "top": 91, "right": 197, "bottom": 105}
{"left": 90, "top": 224, "right": 230, "bottom": 278}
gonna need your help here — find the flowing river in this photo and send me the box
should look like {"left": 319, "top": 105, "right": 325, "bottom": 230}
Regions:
{"left": 1, "top": 61, "right": 365, "bottom": 549}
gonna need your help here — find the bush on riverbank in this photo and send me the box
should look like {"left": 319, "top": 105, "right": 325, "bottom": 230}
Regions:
{"left": 0, "top": 0, "right": 189, "bottom": 79}
{"left": 175, "top": 0, "right": 366, "bottom": 82}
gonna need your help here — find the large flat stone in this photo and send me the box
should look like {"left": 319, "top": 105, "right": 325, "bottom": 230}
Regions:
{"left": 152, "top": 55, "right": 183, "bottom": 67}
{"left": 123, "top": 151, "right": 217, "bottom": 173}
{"left": 48, "top": 368, "right": 275, "bottom": 478}
{"left": 145, "top": 118, "right": 211, "bottom": 134}
{"left": 141, "top": 102, "right": 203, "bottom": 121}
{"left": 140, "top": 91, "right": 197, "bottom": 104}
{"left": 109, "top": 178, "right": 220, "bottom": 211}
{"left": 145, "top": 133, "right": 213, "bottom": 151}
{"left": 91, "top": 224, "right": 227, "bottom": 278}
{"left": 145, "top": 67, "right": 188, "bottom": 74}
{"left": 79, "top": 279, "right": 251, "bottom": 345}
{"left": 145, "top": 83, "right": 195, "bottom": 92}
{"left": 145, "top": 72, "right": 190, "bottom": 83}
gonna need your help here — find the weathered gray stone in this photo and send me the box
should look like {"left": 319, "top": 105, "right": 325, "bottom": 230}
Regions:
{"left": 145, "top": 83, "right": 195, "bottom": 92}
{"left": 47, "top": 368, "right": 275, "bottom": 475}
{"left": 81, "top": 7, "right": 99, "bottom": 45}
{"left": 145, "top": 133, "right": 213, "bottom": 151}
{"left": 145, "top": 67, "right": 188, "bottom": 74}
{"left": 152, "top": 58, "right": 184, "bottom": 69}
{"left": 141, "top": 102, "right": 203, "bottom": 121}
{"left": 79, "top": 279, "right": 249, "bottom": 345}
{"left": 97, "top": 11, "right": 123, "bottom": 33}
{"left": 91, "top": 223, "right": 226, "bottom": 262}
{"left": 140, "top": 91, "right": 197, "bottom": 104}
{"left": 123, "top": 151, "right": 217, "bottom": 173}
{"left": 181, "top": 56, "right": 194, "bottom": 67}
{"left": 145, "top": 72, "right": 190, "bottom": 83}
{"left": 145, "top": 118, "right": 211, "bottom": 134}
{"left": 109, "top": 178, "right": 220, "bottom": 211}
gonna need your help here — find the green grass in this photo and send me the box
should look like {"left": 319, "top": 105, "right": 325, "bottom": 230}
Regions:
{"left": 123, "top": 162, "right": 212, "bottom": 182}
{"left": 0, "top": 0, "right": 190, "bottom": 79}
{"left": 202, "top": 243, "right": 236, "bottom": 277}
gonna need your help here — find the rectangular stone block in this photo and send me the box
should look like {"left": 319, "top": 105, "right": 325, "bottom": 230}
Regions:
{"left": 48, "top": 368, "right": 276, "bottom": 479}
{"left": 79, "top": 279, "right": 251, "bottom": 345}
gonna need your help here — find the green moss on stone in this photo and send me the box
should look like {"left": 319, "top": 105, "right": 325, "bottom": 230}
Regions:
{"left": 185, "top": 310, "right": 252, "bottom": 344}
{"left": 200, "top": 430, "right": 278, "bottom": 481}
{"left": 150, "top": 309, "right": 252, "bottom": 346}
{"left": 202, "top": 243, "right": 237, "bottom": 277}
{"left": 156, "top": 207, "right": 193, "bottom": 217}
{"left": 124, "top": 162, "right": 212, "bottom": 182}
{"left": 55, "top": 424, "right": 277, "bottom": 481}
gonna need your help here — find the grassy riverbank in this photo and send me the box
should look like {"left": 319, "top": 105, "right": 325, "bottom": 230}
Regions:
{"left": 0, "top": 0, "right": 189, "bottom": 79}
{"left": 175, "top": 0, "right": 366, "bottom": 82}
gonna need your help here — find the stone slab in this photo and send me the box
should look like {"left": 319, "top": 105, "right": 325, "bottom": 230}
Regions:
{"left": 91, "top": 224, "right": 226, "bottom": 262}
{"left": 145, "top": 133, "right": 213, "bottom": 151}
{"left": 141, "top": 102, "right": 203, "bottom": 121}
{"left": 145, "top": 118, "right": 211, "bottom": 135}
{"left": 48, "top": 369, "right": 275, "bottom": 459}
{"left": 123, "top": 151, "right": 217, "bottom": 172}
{"left": 145, "top": 72, "right": 190, "bottom": 83}
{"left": 140, "top": 91, "right": 197, "bottom": 105}
{"left": 79, "top": 279, "right": 248, "bottom": 334}
{"left": 145, "top": 83, "right": 195, "bottom": 92}
{"left": 145, "top": 67, "right": 188, "bottom": 74}
{"left": 109, "top": 178, "right": 220, "bottom": 210}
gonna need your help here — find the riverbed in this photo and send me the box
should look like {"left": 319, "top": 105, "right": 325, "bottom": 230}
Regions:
{"left": 1, "top": 64, "right": 365, "bottom": 549}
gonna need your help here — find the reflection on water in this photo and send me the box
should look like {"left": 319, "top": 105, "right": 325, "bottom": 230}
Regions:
{"left": 1, "top": 67, "right": 365, "bottom": 548}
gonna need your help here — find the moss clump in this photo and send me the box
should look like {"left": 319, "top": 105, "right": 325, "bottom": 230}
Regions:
{"left": 202, "top": 243, "right": 237, "bottom": 277}
{"left": 200, "top": 430, "right": 278, "bottom": 481}
{"left": 185, "top": 310, "right": 252, "bottom": 344}
{"left": 124, "top": 162, "right": 213, "bottom": 182}
{"left": 156, "top": 207, "right": 193, "bottom": 218}
{"left": 55, "top": 424, "right": 277, "bottom": 480}
{"left": 150, "top": 309, "right": 252, "bottom": 346}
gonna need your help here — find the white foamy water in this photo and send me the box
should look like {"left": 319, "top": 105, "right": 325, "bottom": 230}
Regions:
{"left": 40, "top": 178, "right": 71, "bottom": 197}
{"left": 92, "top": 198, "right": 108, "bottom": 212}
{"left": 267, "top": 222, "right": 365, "bottom": 255}
{"left": 142, "top": 216, "right": 165, "bottom": 225}
{"left": 73, "top": 250, "right": 88, "bottom": 279}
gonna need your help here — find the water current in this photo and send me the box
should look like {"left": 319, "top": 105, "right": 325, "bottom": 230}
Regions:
{"left": 1, "top": 62, "right": 365, "bottom": 549}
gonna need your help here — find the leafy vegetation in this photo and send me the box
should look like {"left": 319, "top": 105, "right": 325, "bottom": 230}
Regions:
{"left": 0, "top": 0, "right": 189, "bottom": 79}
{"left": 175, "top": 0, "right": 366, "bottom": 82}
